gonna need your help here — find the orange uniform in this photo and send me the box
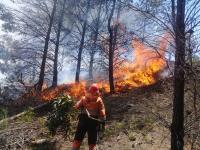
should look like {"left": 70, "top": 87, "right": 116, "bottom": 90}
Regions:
{"left": 74, "top": 96, "right": 106, "bottom": 120}
{"left": 72, "top": 84, "right": 106, "bottom": 150}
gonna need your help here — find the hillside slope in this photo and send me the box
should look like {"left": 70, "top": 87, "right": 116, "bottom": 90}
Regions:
{"left": 0, "top": 78, "right": 199, "bottom": 150}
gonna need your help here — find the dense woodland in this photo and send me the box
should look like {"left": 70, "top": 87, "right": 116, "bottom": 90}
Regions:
{"left": 0, "top": 0, "right": 200, "bottom": 150}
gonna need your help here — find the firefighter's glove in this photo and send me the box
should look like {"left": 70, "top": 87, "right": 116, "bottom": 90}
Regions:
{"left": 99, "top": 118, "right": 106, "bottom": 132}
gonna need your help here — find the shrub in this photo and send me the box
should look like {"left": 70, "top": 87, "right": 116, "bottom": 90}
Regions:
{"left": 0, "top": 108, "right": 7, "bottom": 130}
{"left": 18, "top": 107, "right": 35, "bottom": 122}
{"left": 46, "top": 95, "right": 77, "bottom": 136}
{"left": 0, "top": 108, "right": 7, "bottom": 120}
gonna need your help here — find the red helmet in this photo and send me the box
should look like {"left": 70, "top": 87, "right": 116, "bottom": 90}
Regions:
{"left": 89, "top": 83, "right": 99, "bottom": 95}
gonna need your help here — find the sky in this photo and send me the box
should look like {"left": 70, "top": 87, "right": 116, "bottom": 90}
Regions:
{"left": 0, "top": 0, "right": 162, "bottom": 84}
{"left": 1, "top": 0, "right": 197, "bottom": 84}
{"left": 0, "top": 71, "right": 6, "bottom": 82}
{"left": 0, "top": 0, "right": 94, "bottom": 84}
{"left": 0, "top": 0, "right": 76, "bottom": 84}
{"left": 0, "top": 1, "right": 16, "bottom": 82}
{"left": 1, "top": 0, "right": 18, "bottom": 9}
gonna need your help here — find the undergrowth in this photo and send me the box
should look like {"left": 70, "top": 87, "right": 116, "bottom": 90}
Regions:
{"left": 46, "top": 95, "right": 77, "bottom": 136}
{"left": 0, "top": 108, "right": 8, "bottom": 130}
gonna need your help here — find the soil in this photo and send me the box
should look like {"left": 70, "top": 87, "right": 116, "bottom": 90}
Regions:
{"left": 0, "top": 78, "right": 199, "bottom": 150}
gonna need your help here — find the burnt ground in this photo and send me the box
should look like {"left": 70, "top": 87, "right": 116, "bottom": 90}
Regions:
{"left": 0, "top": 78, "right": 200, "bottom": 150}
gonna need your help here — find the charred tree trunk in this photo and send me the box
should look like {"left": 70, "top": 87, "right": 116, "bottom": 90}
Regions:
{"left": 171, "top": 0, "right": 186, "bottom": 150}
{"left": 37, "top": 0, "right": 57, "bottom": 91}
{"left": 88, "top": 1, "right": 102, "bottom": 81}
{"left": 75, "top": 0, "right": 90, "bottom": 83}
{"left": 171, "top": 0, "right": 176, "bottom": 32}
{"left": 108, "top": 0, "right": 116, "bottom": 93}
{"left": 88, "top": 51, "right": 94, "bottom": 81}
{"left": 112, "top": 3, "right": 121, "bottom": 61}
{"left": 52, "top": 0, "right": 67, "bottom": 87}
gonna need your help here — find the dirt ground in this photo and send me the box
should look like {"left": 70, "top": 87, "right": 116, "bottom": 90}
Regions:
{"left": 0, "top": 78, "right": 199, "bottom": 150}
{"left": 59, "top": 80, "right": 173, "bottom": 150}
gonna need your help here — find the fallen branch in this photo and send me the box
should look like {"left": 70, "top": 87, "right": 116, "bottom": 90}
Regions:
{"left": 0, "top": 101, "right": 52, "bottom": 125}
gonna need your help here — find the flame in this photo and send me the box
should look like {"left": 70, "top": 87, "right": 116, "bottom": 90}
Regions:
{"left": 113, "top": 38, "right": 168, "bottom": 90}
{"left": 40, "top": 82, "right": 86, "bottom": 101}
{"left": 20, "top": 37, "right": 168, "bottom": 102}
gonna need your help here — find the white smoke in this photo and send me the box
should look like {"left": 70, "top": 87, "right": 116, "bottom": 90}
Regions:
{"left": 58, "top": 63, "right": 88, "bottom": 84}
{"left": 58, "top": 64, "right": 75, "bottom": 84}
{"left": 0, "top": 71, "right": 6, "bottom": 82}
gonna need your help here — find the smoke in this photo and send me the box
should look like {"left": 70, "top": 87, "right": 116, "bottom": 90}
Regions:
{"left": 58, "top": 63, "right": 88, "bottom": 84}
{"left": 58, "top": 64, "right": 75, "bottom": 84}
{"left": 0, "top": 71, "right": 6, "bottom": 83}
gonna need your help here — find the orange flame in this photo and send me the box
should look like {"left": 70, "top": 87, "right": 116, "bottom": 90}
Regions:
{"left": 40, "top": 82, "right": 86, "bottom": 101}
{"left": 21, "top": 37, "right": 168, "bottom": 102}
{"left": 113, "top": 37, "right": 168, "bottom": 90}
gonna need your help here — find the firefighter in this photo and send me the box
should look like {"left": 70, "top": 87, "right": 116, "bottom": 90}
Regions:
{"left": 71, "top": 84, "right": 106, "bottom": 150}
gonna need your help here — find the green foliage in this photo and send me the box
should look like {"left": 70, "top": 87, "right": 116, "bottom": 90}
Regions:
{"left": 144, "top": 134, "right": 153, "bottom": 144}
{"left": 0, "top": 108, "right": 7, "bottom": 120}
{"left": 46, "top": 95, "right": 77, "bottom": 136}
{"left": 0, "top": 108, "right": 7, "bottom": 130}
{"left": 103, "top": 127, "right": 115, "bottom": 138}
{"left": 18, "top": 107, "right": 35, "bottom": 122}
{"left": 128, "top": 132, "right": 137, "bottom": 141}
{"left": 38, "top": 117, "right": 46, "bottom": 127}
{"left": 129, "top": 116, "right": 154, "bottom": 135}
{"left": 103, "top": 121, "right": 125, "bottom": 138}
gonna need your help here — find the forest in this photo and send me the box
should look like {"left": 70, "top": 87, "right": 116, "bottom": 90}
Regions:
{"left": 0, "top": 0, "right": 200, "bottom": 150}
